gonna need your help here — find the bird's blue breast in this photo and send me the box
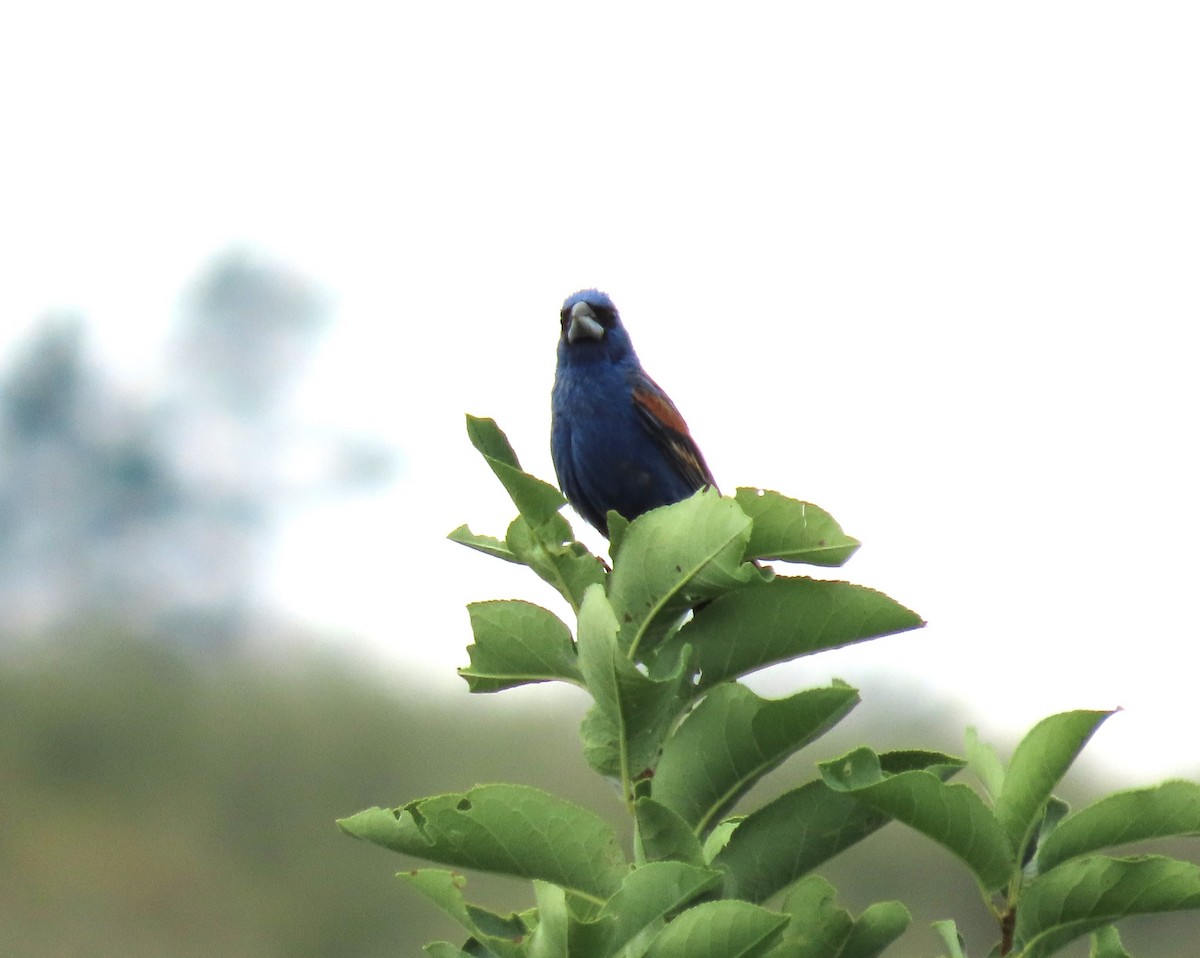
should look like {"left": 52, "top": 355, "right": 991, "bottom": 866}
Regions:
{"left": 551, "top": 358, "right": 697, "bottom": 533}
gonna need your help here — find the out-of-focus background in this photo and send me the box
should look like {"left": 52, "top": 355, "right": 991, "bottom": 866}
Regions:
{"left": 2, "top": 4, "right": 1197, "bottom": 956}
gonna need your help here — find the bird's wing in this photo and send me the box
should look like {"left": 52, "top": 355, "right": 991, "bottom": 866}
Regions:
{"left": 629, "top": 373, "right": 717, "bottom": 492}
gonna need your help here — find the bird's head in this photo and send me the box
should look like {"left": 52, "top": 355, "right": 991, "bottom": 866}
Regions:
{"left": 558, "top": 289, "right": 635, "bottom": 364}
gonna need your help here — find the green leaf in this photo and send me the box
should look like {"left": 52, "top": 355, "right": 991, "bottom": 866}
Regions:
{"left": 715, "top": 751, "right": 961, "bottom": 903}
{"left": 608, "top": 488, "right": 757, "bottom": 659}
{"left": 841, "top": 901, "right": 911, "bottom": 958}
{"left": 526, "top": 881, "right": 569, "bottom": 958}
{"left": 505, "top": 514, "right": 608, "bottom": 613}
{"left": 598, "top": 862, "right": 724, "bottom": 956}
{"left": 932, "top": 919, "right": 967, "bottom": 958}
{"left": 448, "top": 524, "right": 520, "bottom": 563}
{"left": 465, "top": 414, "right": 523, "bottom": 469}
{"left": 1017, "top": 855, "right": 1200, "bottom": 957}
{"left": 994, "top": 710, "right": 1115, "bottom": 858}
{"left": 399, "top": 870, "right": 527, "bottom": 958}
{"left": 765, "top": 876, "right": 852, "bottom": 958}
{"left": 460, "top": 600, "right": 582, "bottom": 692}
{"left": 337, "top": 784, "right": 629, "bottom": 902}
{"left": 607, "top": 511, "right": 630, "bottom": 555}
{"left": 634, "top": 798, "right": 707, "bottom": 866}
{"left": 819, "top": 747, "right": 1011, "bottom": 891}
{"left": 654, "top": 683, "right": 859, "bottom": 833}
{"left": 658, "top": 577, "right": 923, "bottom": 692}
{"left": 1089, "top": 925, "right": 1130, "bottom": 958}
{"left": 765, "top": 876, "right": 910, "bottom": 958}
{"left": 643, "top": 900, "right": 788, "bottom": 958}
{"left": 734, "top": 489, "right": 861, "bottom": 567}
{"left": 1037, "top": 780, "right": 1200, "bottom": 872}
{"left": 423, "top": 944, "right": 475, "bottom": 958}
{"left": 450, "top": 513, "right": 606, "bottom": 614}
{"left": 576, "top": 585, "right": 692, "bottom": 782}
{"left": 703, "top": 819, "right": 741, "bottom": 864}
{"left": 466, "top": 415, "right": 566, "bottom": 527}
{"left": 1027, "top": 796, "right": 1071, "bottom": 873}
{"left": 965, "top": 726, "right": 1006, "bottom": 800}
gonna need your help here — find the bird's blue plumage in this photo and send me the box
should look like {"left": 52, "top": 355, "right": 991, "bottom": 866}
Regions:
{"left": 551, "top": 289, "right": 715, "bottom": 536}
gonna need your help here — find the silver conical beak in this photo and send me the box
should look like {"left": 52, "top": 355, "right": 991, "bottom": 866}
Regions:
{"left": 567, "top": 302, "right": 605, "bottom": 343}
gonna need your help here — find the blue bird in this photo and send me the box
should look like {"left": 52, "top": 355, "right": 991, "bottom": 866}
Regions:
{"left": 551, "top": 289, "right": 716, "bottom": 536}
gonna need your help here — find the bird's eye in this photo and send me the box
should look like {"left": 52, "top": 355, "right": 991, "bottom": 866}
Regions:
{"left": 593, "top": 306, "right": 614, "bottom": 328}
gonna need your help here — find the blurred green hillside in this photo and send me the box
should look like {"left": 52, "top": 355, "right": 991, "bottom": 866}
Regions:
{"left": 0, "top": 630, "right": 598, "bottom": 957}
{"left": 3, "top": 631, "right": 1195, "bottom": 958}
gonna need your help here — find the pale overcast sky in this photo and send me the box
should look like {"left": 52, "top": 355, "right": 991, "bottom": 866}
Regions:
{"left": 3, "top": 3, "right": 1198, "bottom": 780}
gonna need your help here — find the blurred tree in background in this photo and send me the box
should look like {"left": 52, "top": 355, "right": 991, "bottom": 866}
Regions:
{"left": 0, "top": 250, "right": 393, "bottom": 644}
{"left": 0, "top": 631, "right": 595, "bottom": 958}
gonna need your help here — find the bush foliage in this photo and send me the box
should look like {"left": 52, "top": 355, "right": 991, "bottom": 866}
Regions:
{"left": 341, "top": 416, "right": 1200, "bottom": 958}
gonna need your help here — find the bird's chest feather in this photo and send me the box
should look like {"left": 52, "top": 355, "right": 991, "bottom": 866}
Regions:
{"left": 552, "top": 365, "right": 660, "bottom": 484}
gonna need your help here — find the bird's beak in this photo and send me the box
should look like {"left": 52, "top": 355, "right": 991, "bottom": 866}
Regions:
{"left": 567, "top": 302, "right": 605, "bottom": 344}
